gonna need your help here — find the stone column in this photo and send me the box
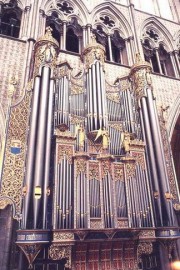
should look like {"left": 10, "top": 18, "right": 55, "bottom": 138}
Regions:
{"left": 107, "top": 34, "right": 113, "bottom": 62}
{"left": 169, "top": 51, "right": 179, "bottom": 78}
{"left": 155, "top": 48, "right": 163, "bottom": 74}
{"left": 62, "top": 21, "right": 67, "bottom": 50}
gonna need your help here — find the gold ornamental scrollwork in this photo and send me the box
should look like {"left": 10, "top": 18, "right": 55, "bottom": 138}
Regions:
{"left": 138, "top": 242, "right": 153, "bottom": 257}
{"left": 53, "top": 232, "right": 74, "bottom": 241}
{"left": 89, "top": 161, "right": 100, "bottom": 180}
{"left": 0, "top": 91, "right": 32, "bottom": 218}
{"left": 49, "top": 244, "right": 72, "bottom": 268}
{"left": 130, "top": 53, "right": 152, "bottom": 103}
{"left": 158, "top": 115, "right": 178, "bottom": 200}
{"left": 125, "top": 162, "right": 136, "bottom": 179}
{"left": 82, "top": 34, "right": 105, "bottom": 72}
{"left": 106, "top": 92, "right": 120, "bottom": 103}
{"left": 75, "top": 158, "right": 87, "bottom": 177}
{"left": 114, "top": 163, "right": 124, "bottom": 181}
{"left": 34, "top": 27, "right": 59, "bottom": 77}
{"left": 101, "top": 158, "right": 112, "bottom": 179}
{"left": 71, "top": 83, "right": 84, "bottom": 95}
{"left": 57, "top": 144, "right": 73, "bottom": 164}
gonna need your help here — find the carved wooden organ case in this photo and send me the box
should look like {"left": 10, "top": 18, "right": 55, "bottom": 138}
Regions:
{"left": 0, "top": 29, "right": 179, "bottom": 269}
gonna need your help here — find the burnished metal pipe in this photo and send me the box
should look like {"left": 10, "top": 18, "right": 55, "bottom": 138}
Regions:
{"left": 146, "top": 89, "right": 174, "bottom": 225}
{"left": 43, "top": 79, "right": 54, "bottom": 229}
{"left": 33, "top": 66, "right": 50, "bottom": 229}
{"left": 23, "top": 76, "right": 41, "bottom": 229}
{"left": 141, "top": 97, "right": 163, "bottom": 226}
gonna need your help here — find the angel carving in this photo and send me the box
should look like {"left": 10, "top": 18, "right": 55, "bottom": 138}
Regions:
{"left": 75, "top": 124, "right": 85, "bottom": 148}
{"left": 40, "top": 42, "right": 56, "bottom": 63}
{"left": 95, "top": 127, "right": 109, "bottom": 150}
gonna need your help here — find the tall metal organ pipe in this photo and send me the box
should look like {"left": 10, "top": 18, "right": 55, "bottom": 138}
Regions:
{"left": 146, "top": 88, "right": 174, "bottom": 225}
{"left": 22, "top": 76, "right": 41, "bottom": 229}
{"left": 86, "top": 61, "right": 108, "bottom": 132}
{"left": 82, "top": 38, "right": 107, "bottom": 132}
{"left": 33, "top": 66, "right": 51, "bottom": 229}
{"left": 43, "top": 79, "right": 55, "bottom": 229}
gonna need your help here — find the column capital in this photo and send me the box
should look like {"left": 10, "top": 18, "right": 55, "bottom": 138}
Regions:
{"left": 25, "top": 5, "right": 31, "bottom": 12}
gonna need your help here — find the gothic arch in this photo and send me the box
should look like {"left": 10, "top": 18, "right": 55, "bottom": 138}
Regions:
{"left": 140, "top": 17, "right": 175, "bottom": 52}
{"left": 91, "top": 2, "right": 133, "bottom": 39}
{"left": 42, "top": 0, "right": 88, "bottom": 26}
{"left": 0, "top": 0, "right": 25, "bottom": 9}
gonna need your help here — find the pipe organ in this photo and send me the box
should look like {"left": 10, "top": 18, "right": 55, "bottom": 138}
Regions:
{"left": 0, "top": 27, "right": 180, "bottom": 270}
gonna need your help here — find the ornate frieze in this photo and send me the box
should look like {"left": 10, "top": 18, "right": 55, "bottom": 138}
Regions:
{"left": 53, "top": 232, "right": 74, "bottom": 242}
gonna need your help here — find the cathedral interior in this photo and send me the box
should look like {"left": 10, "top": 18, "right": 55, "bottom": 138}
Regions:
{"left": 0, "top": 0, "right": 180, "bottom": 269}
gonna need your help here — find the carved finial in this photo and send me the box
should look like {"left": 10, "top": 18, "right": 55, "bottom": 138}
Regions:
{"left": 45, "top": 26, "right": 53, "bottom": 36}
{"left": 91, "top": 33, "right": 97, "bottom": 44}
{"left": 135, "top": 52, "right": 143, "bottom": 64}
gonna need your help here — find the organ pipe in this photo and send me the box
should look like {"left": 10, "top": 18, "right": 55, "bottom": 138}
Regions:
{"left": 33, "top": 66, "right": 50, "bottom": 229}
{"left": 23, "top": 76, "right": 41, "bottom": 228}
{"left": 43, "top": 79, "right": 54, "bottom": 229}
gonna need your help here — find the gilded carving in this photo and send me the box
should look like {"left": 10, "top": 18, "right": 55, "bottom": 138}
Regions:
{"left": 125, "top": 162, "right": 136, "bottom": 179}
{"left": 109, "top": 122, "right": 123, "bottom": 132}
{"left": 49, "top": 244, "right": 72, "bottom": 268}
{"left": 90, "top": 220, "right": 103, "bottom": 229}
{"left": 117, "top": 219, "right": 129, "bottom": 228}
{"left": 130, "top": 53, "right": 152, "bottom": 102}
{"left": 75, "top": 158, "right": 87, "bottom": 176}
{"left": 114, "top": 164, "right": 124, "bottom": 181}
{"left": 34, "top": 27, "right": 59, "bottom": 77}
{"left": 132, "top": 152, "right": 145, "bottom": 170}
{"left": 71, "top": 83, "right": 84, "bottom": 95}
{"left": 106, "top": 92, "right": 120, "bottom": 103}
{"left": 0, "top": 91, "right": 31, "bottom": 218}
{"left": 70, "top": 114, "right": 85, "bottom": 125}
{"left": 82, "top": 34, "right": 105, "bottom": 72}
{"left": 101, "top": 159, "right": 111, "bottom": 178}
{"left": 57, "top": 144, "right": 73, "bottom": 164}
{"left": 139, "top": 230, "right": 155, "bottom": 238}
{"left": 138, "top": 242, "right": 153, "bottom": 256}
{"left": 89, "top": 161, "right": 100, "bottom": 180}
{"left": 158, "top": 115, "right": 178, "bottom": 200}
{"left": 53, "top": 232, "right": 74, "bottom": 241}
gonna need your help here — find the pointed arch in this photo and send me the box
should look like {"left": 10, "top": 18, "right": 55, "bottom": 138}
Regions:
{"left": 140, "top": 17, "right": 175, "bottom": 51}
{"left": 90, "top": 2, "right": 133, "bottom": 38}
{"left": 41, "top": 0, "right": 89, "bottom": 26}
